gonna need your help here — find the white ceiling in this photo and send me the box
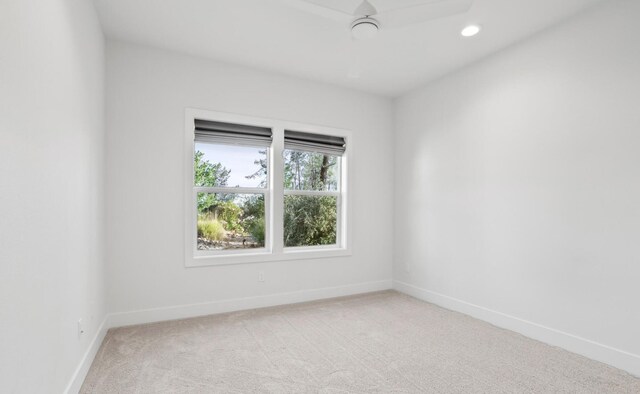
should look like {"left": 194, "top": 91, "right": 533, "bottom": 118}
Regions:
{"left": 93, "top": 0, "right": 607, "bottom": 97}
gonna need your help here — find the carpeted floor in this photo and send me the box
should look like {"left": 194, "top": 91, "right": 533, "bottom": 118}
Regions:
{"left": 81, "top": 291, "right": 640, "bottom": 393}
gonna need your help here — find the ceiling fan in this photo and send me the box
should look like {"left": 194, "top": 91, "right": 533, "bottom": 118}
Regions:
{"left": 281, "top": 0, "right": 474, "bottom": 39}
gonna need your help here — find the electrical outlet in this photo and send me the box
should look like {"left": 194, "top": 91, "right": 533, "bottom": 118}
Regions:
{"left": 78, "top": 319, "right": 85, "bottom": 337}
{"left": 258, "top": 271, "right": 265, "bottom": 282}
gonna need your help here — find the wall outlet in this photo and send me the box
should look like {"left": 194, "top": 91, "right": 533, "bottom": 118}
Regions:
{"left": 258, "top": 271, "right": 265, "bottom": 282}
{"left": 78, "top": 319, "right": 85, "bottom": 337}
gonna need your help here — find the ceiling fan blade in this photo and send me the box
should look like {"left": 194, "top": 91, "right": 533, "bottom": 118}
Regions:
{"left": 279, "top": 0, "right": 360, "bottom": 22}
{"left": 354, "top": 0, "right": 378, "bottom": 17}
{"left": 379, "top": 0, "right": 473, "bottom": 28}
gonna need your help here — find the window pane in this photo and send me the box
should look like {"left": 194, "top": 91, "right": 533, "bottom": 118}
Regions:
{"left": 284, "top": 195, "right": 337, "bottom": 247}
{"left": 283, "top": 150, "right": 340, "bottom": 191}
{"left": 195, "top": 142, "right": 267, "bottom": 188}
{"left": 197, "top": 193, "right": 265, "bottom": 251}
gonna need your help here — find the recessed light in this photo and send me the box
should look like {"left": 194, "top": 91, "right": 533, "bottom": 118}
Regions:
{"left": 461, "top": 25, "right": 481, "bottom": 37}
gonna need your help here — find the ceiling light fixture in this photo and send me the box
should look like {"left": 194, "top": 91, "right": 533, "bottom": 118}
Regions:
{"left": 351, "top": 17, "right": 379, "bottom": 40}
{"left": 461, "top": 24, "right": 481, "bottom": 37}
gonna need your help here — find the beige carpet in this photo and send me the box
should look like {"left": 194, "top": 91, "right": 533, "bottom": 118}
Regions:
{"left": 81, "top": 291, "right": 640, "bottom": 393}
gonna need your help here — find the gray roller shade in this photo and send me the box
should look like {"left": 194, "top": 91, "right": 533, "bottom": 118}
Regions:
{"left": 194, "top": 119, "right": 272, "bottom": 147}
{"left": 284, "top": 130, "right": 346, "bottom": 156}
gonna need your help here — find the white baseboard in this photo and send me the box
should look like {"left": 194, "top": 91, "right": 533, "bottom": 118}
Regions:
{"left": 393, "top": 280, "right": 640, "bottom": 378}
{"left": 64, "top": 315, "right": 109, "bottom": 394}
{"left": 108, "top": 279, "right": 393, "bottom": 328}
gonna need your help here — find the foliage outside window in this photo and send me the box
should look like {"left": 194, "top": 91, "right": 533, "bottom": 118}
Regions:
{"left": 194, "top": 143, "right": 267, "bottom": 251}
{"left": 284, "top": 150, "right": 340, "bottom": 247}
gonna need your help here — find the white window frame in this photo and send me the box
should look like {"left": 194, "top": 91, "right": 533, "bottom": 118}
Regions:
{"left": 184, "top": 108, "right": 352, "bottom": 267}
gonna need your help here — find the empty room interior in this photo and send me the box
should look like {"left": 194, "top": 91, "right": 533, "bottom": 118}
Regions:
{"left": 2, "top": 0, "right": 640, "bottom": 392}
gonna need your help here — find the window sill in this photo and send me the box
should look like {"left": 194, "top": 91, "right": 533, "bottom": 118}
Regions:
{"left": 186, "top": 247, "right": 352, "bottom": 268}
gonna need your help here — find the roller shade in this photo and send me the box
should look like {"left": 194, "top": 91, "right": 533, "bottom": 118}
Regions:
{"left": 284, "top": 130, "right": 346, "bottom": 156}
{"left": 194, "top": 119, "right": 272, "bottom": 147}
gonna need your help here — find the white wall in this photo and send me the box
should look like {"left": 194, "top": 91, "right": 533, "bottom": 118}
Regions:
{"left": 105, "top": 41, "right": 394, "bottom": 323}
{"left": 0, "top": 0, "right": 106, "bottom": 392}
{"left": 394, "top": 0, "right": 640, "bottom": 375}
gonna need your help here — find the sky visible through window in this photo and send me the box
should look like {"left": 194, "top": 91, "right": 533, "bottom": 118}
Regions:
{"left": 195, "top": 142, "right": 265, "bottom": 188}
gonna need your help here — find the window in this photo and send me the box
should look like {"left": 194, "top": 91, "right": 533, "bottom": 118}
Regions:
{"left": 283, "top": 130, "right": 344, "bottom": 248}
{"left": 193, "top": 120, "right": 271, "bottom": 254}
{"left": 185, "top": 110, "right": 351, "bottom": 267}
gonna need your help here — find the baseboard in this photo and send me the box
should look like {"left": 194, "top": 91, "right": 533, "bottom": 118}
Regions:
{"left": 63, "top": 315, "right": 109, "bottom": 394}
{"left": 108, "top": 279, "right": 393, "bottom": 328}
{"left": 393, "top": 280, "right": 640, "bottom": 378}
